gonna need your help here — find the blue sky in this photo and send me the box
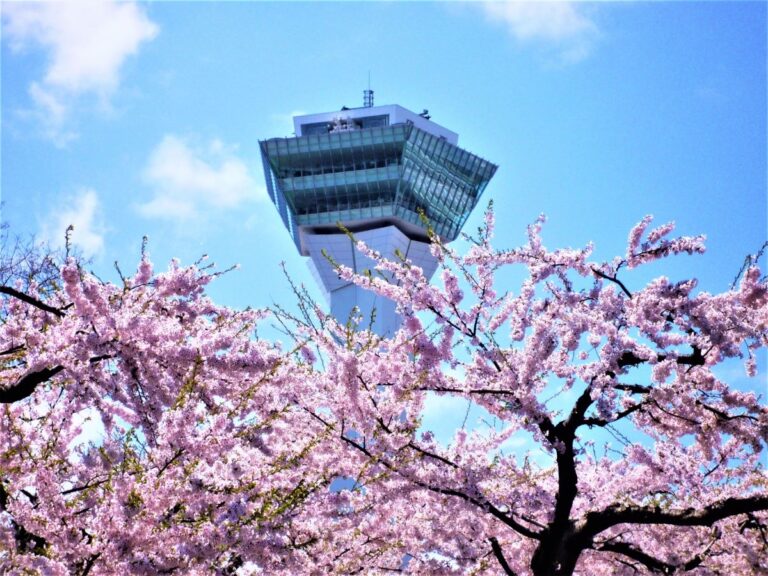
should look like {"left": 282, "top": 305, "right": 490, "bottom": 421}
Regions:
{"left": 2, "top": 2, "right": 765, "bottom": 341}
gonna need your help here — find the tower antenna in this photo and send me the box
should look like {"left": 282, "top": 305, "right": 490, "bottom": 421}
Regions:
{"left": 363, "top": 72, "right": 374, "bottom": 107}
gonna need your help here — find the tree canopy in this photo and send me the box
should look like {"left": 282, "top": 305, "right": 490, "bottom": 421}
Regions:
{"left": 1, "top": 211, "right": 766, "bottom": 575}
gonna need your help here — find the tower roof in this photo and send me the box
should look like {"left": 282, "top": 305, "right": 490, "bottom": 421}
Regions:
{"left": 293, "top": 104, "right": 458, "bottom": 144}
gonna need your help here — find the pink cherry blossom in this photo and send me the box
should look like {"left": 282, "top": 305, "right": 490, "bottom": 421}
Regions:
{"left": 1, "top": 210, "right": 766, "bottom": 575}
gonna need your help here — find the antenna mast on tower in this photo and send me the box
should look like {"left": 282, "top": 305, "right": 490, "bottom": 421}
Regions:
{"left": 363, "top": 72, "right": 374, "bottom": 107}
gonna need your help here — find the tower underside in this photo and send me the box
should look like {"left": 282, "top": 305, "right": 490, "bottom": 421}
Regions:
{"left": 305, "top": 226, "right": 438, "bottom": 335}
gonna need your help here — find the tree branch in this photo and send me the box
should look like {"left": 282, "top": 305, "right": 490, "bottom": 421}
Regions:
{"left": 324, "top": 414, "right": 543, "bottom": 541}
{"left": 489, "top": 537, "right": 517, "bottom": 576}
{"left": 696, "top": 400, "right": 759, "bottom": 423}
{"left": 0, "top": 344, "right": 25, "bottom": 356}
{"left": 592, "top": 268, "right": 633, "bottom": 299}
{"left": 585, "top": 495, "right": 768, "bottom": 538}
{"left": 0, "top": 483, "right": 49, "bottom": 555}
{"left": 61, "top": 477, "right": 110, "bottom": 496}
{"left": 406, "top": 442, "right": 459, "bottom": 469}
{"left": 0, "top": 354, "right": 114, "bottom": 404}
{"left": 0, "top": 286, "right": 65, "bottom": 317}
{"left": 583, "top": 403, "right": 645, "bottom": 428}
{"left": 595, "top": 540, "right": 672, "bottom": 573}
{"left": 595, "top": 528, "right": 720, "bottom": 573}
{"left": 0, "top": 365, "right": 64, "bottom": 403}
{"left": 613, "top": 383, "right": 651, "bottom": 394}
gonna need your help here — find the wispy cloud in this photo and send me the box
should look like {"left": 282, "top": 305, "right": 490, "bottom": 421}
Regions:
{"left": 28, "top": 81, "right": 77, "bottom": 147}
{"left": 38, "top": 189, "right": 106, "bottom": 259}
{"left": 2, "top": 1, "right": 158, "bottom": 145}
{"left": 476, "top": 1, "right": 599, "bottom": 63}
{"left": 139, "top": 135, "right": 265, "bottom": 221}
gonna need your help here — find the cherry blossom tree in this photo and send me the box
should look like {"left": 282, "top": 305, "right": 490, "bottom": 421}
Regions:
{"left": 0, "top": 253, "right": 336, "bottom": 574}
{"left": 285, "top": 209, "right": 768, "bottom": 575}
{"left": 0, "top": 218, "right": 65, "bottom": 299}
{"left": 1, "top": 210, "right": 766, "bottom": 575}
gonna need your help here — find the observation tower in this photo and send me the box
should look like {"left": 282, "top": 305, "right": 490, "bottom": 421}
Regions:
{"left": 260, "top": 91, "right": 497, "bottom": 335}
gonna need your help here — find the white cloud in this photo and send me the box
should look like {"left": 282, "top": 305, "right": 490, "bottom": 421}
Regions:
{"left": 477, "top": 1, "right": 599, "bottom": 63}
{"left": 28, "top": 82, "right": 78, "bottom": 148}
{"left": 2, "top": 1, "right": 158, "bottom": 144}
{"left": 38, "top": 189, "right": 106, "bottom": 259}
{"left": 139, "top": 135, "right": 265, "bottom": 221}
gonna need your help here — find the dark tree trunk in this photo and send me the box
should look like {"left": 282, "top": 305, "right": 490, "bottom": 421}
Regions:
{"left": 530, "top": 526, "right": 589, "bottom": 576}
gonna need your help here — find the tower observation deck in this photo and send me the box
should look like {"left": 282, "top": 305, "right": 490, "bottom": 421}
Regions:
{"left": 260, "top": 96, "right": 497, "bottom": 335}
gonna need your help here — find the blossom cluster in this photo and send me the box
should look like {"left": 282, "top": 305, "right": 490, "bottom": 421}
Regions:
{"left": 1, "top": 211, "right": 766, "bottom": 575}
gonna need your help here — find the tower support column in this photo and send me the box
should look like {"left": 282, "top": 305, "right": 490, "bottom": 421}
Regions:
{"left": 304, "top": 226, "right": 439, "bottom": 336}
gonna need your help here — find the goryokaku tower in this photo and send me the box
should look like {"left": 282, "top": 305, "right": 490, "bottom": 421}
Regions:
{"left": 260, "top": 90, "right": 497, "bottom": 335}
